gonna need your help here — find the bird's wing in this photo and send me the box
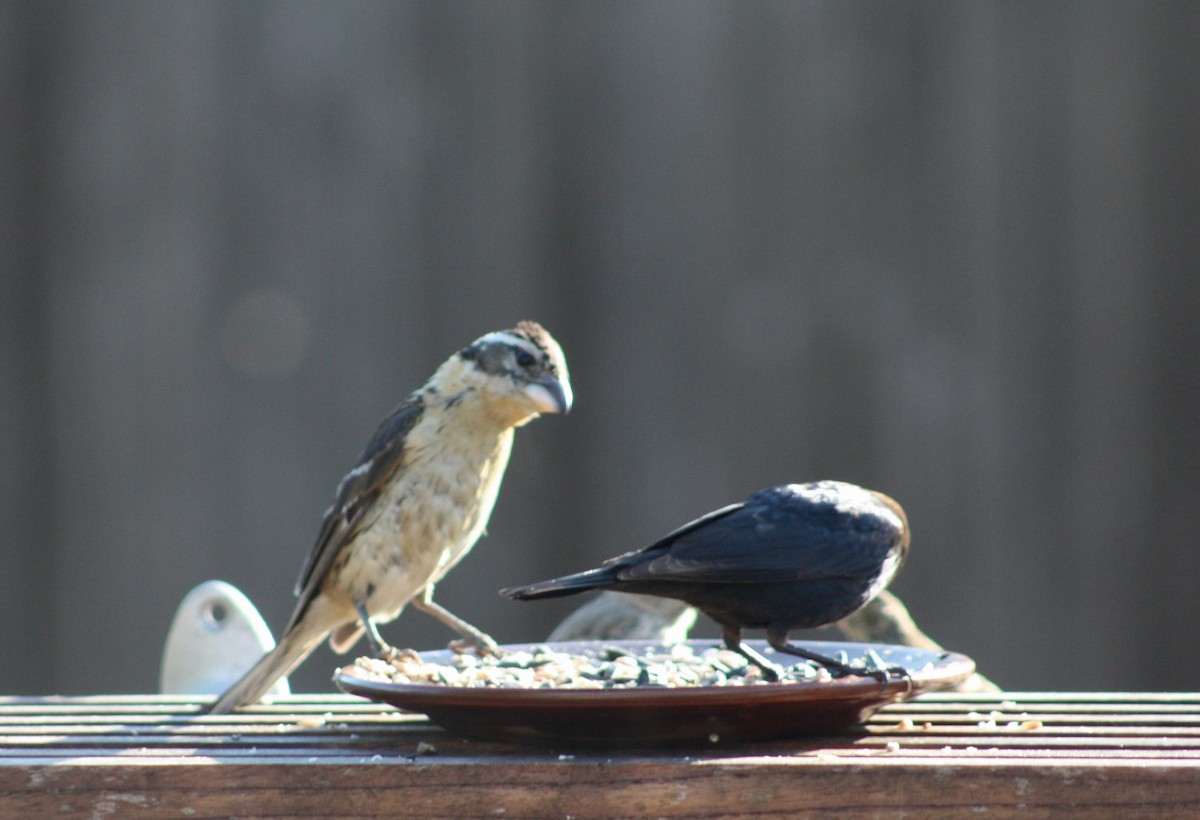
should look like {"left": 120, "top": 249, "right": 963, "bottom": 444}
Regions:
{"left": 285, "top": 397, "right": 425, "bottom": 631}
{"left": 618, "top": 487, "right": 902, "bottom": 584}
{"left": 594, "top": 502, "right": 745, "bottom": 570}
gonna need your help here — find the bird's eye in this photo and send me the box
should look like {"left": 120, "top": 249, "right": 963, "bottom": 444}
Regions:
{"left": 515, "top": 349, "right": 536, "bottom": 368}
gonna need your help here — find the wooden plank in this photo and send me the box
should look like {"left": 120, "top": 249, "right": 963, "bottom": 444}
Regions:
{"left": 907, "top": 692, "right": 1200, "bottom": 703}
{"left": 3, "top": 693, "right": 1200, "bottom": 816}
{"left": 5, "top": 695, "right": 1200, "bottom": 746}
{"left": 3, "top": 757, "right": 1200, "bottom": 817}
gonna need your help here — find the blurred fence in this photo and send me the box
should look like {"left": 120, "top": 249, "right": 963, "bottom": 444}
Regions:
{"left": 1, "top": 2, "right": 1198, "bottom": 696}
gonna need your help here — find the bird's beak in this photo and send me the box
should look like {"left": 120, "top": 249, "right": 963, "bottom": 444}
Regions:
{"left": 524, "top": 374, "right": 573, "bottom": 415}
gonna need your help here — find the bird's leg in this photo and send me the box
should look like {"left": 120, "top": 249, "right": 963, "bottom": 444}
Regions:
{"left": 723, "top": 625, "right": 782, "bottom": 681}
{"left": 766, "top": 626, "right": 910, "bottom": 687}
{"left": 355, "top": 603, "right": 400, "bottom": 660}
{"left": 411, "top": 587, "right": 501, "bottom": 655}
{"left": 769, "top": 642, "right": 867, "bottom": 677}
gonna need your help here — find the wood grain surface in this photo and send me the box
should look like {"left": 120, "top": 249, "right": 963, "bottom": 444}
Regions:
{"left": 4, "top": 692, "right": 1199, "bottom": 816}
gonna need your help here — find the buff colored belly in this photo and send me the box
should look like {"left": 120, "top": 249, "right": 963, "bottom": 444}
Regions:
{"left": 334, "top": 427, "right": 513, "bottom": 624}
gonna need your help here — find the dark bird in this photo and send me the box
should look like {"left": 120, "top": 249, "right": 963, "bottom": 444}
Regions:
{"left": 210, "top": 321, "right": 572, "bottom": 713}
{"left": 502, "top": 481, "right": 909, "bottom": 681}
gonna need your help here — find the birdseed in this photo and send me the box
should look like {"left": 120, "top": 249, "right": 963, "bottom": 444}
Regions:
{"left": 348, "top": 643, "right": 853, "bottom": 690}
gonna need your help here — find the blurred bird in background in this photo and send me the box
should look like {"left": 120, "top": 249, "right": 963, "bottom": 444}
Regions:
{"left": 210, "top": 322, "right": 572, "bottom": 713}
{"left": 504, "top": 481, "right": 909, "bottom": 681}
{"left": 547, "top": 591, "right": 699, "bottom": 645}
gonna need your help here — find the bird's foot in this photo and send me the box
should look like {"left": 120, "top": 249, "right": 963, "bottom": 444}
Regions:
{"left": 877, "top": 665, "right": 914, "bottom": 694}
{"left": 827, "top": 662, "right": 913, "bottom": 693}
{"left": 819, "top": 660, "right": 873, "bottom": 679}
{"left": 448, "top": 633, "right": 501, "bottom": 657}
{"left": 752, "top": 661, "right": 784, "bottom": 682}
{"left": 374, "top": 644, "right": 416, "bottom": 663}
{"left": 727, "top": 641, "right": 785, "bottom": 681}
{"left": 767, "top": 642, "right": 912, "bottom": 690}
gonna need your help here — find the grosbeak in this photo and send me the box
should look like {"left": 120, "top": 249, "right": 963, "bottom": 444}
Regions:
{"left": 210, "top": 321, "right": 571, "bottom": 713}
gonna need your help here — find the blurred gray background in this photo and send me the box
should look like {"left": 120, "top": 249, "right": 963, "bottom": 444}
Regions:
{"left": 2, "top": 1, "right": 1198, "bottom": 696}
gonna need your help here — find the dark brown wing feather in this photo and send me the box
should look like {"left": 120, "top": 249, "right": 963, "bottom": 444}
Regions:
{"left": 285, "top": 397, "right": 424, "bottom": 632}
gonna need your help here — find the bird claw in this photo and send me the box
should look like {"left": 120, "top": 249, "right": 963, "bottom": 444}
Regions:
{"left": 881, "top": 665, "right": 915, "bottom": 694}
{"left": 810, "top": 659, "right": 908, "bottom": 689}
{"left": 848, "top": 664, "right": 913, "bottom": 693}
{"left": 448, "top": 636, "right": 501, "bottom": 657}
{"left": 375, "top": 644, "right": 415, "bottom": 663}
{"left": 752, "top": 661, "right": 784, "bottom": 682}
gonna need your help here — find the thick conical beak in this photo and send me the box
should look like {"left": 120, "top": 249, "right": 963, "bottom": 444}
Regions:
{"left": 524, "top": 373, "right": 573, "bottom": 415}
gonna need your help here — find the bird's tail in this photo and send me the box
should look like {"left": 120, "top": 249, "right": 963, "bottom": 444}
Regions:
{"left": 501, "top": 566, "right": 621, "bottom": 601}
{"left": 207, "top": 616, "right": 327, "bottom": 715}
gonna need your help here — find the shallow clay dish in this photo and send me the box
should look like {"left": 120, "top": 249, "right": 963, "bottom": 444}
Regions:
{"left": 334, "top": 639, "right": 975, "bottom": 748}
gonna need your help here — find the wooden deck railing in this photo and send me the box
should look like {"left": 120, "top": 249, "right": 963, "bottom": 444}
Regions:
{"left": 3, "top": 692, "right": 1199, "bottom": 816}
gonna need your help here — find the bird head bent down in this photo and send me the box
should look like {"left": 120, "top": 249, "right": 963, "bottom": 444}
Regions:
{"left": 439, "top": 321, "right": 573, "bottom": 429}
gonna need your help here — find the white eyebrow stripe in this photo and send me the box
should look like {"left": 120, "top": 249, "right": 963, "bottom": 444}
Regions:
{"left": 471, "top": 332, "right": 547, "bottom": 364}
{"left": 474, "top": 331, "right": 534, "bottom": 349}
